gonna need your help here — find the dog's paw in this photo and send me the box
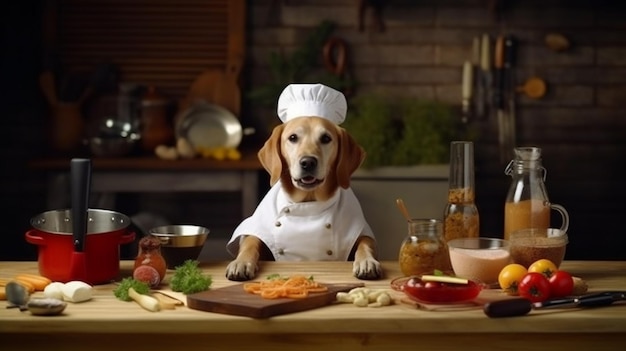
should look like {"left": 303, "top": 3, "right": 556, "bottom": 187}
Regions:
{"left": 353, "top": 258, "right": 382, "bottom": 280}
{"left": 225, "top": 260, "right": 259, "bottom": 281}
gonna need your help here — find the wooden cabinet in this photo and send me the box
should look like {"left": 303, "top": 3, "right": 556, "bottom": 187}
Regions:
{"left": 43, "top": 0, "right": 245, "bottom": 114}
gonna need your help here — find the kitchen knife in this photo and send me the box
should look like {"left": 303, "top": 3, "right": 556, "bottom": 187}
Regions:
{"left": 475, "top": 33, "right": 491, "bottom": 120}
{"left": 503, "top": 35, "right": 517, "bottom": 161}
{"left": 461, "top": 60, "right": 473, "bottom": 124}
{"left": 484, "top": 291, "right": 626, "bottom": 318}
{"left": 494, "top": 35, "right": 506, "bottom": 163}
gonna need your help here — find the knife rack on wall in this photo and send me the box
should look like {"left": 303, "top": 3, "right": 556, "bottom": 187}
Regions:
{"left": 41, "top": 0, "right": 245, "bottom": 111}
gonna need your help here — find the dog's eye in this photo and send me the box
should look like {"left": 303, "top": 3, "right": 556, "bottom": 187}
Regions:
{"left": 320, "top": 133, "right": 332, "bottom": 144}
{"left": 288, "top": 134, "right": 298, "bottom": 143}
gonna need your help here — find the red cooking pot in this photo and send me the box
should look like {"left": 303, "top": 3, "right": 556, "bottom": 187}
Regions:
{"left": 26, "top": 208, "right": 135, "bottom": 284}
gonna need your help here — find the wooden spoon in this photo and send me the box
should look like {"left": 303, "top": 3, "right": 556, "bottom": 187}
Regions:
{"left": 517, "top": 77, "right": 547, "bottom": 99}
{"left": 395, "top": 198, "right": 412, "bottom": 222}
{"left": 545, "top": 33, "right": 570, "bottom": 52}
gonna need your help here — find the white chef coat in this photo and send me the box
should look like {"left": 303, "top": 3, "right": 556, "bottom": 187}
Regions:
{"left": 226, "top": 181, "right": 375, "bottom": 261}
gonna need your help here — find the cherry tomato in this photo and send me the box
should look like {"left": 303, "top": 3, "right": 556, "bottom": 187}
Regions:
{"left": 549, "top": 270, "right": 574, "bottom": 297}
{"left": 528, "top": 259, "right": 558, "bottom": 278}
{"left": 518, "top": 272, "right": 551, "bottom": 302}
{"left": 424, "top": 281, "right": 443, "bottom": 289}
{"left": 498, "top": 263, "right": 528, "bottom": 295}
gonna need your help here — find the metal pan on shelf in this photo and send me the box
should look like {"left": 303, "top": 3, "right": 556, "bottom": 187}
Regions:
{"left": 176, "top": 100, "right": 252, "bottom": 149}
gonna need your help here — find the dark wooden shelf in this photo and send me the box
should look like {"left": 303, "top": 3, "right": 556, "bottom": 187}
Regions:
{"left": 29, "top": 151, "right": 263, "bottom": 172}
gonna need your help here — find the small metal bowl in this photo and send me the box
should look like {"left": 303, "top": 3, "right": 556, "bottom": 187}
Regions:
{"left": 27, "top": 298, "right": 67, "bottom": 316}
{"left": 88, "top": 136, "right": 138, "bottom": 157}
{"left": 149, "top": 225, "right": 210, "bottom": 269}
{"left": 87, "top": 117, "right": 140, "bottom": 157}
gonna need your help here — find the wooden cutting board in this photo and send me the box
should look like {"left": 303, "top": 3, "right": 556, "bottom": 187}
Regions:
{"left": 187, "top": 282, "right": 364, "bottom": 318}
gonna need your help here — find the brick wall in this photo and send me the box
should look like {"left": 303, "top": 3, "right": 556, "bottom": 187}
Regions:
{"left": 244, "top": 0, "right": 626, "bottom": 260}
{"left": 1, "top": 0, "right": 624, "bottom": 260}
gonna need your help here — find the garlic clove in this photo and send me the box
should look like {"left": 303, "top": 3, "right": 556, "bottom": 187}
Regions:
{"left": 61, "top": 281, "right": 93, "bottom": 303}
{"left": 43, "top": 282, "right": 65, "bottom": 300}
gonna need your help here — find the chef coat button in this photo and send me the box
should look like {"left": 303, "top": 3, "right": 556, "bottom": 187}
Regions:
{"left": 326, "top": 250, "right": 333, "bottom": 256}
{"left": 284, "top": 208, "right": 290, "bottom": 213}
{"left": 275, "top": 221, "right": 282, "bottom": 227}
{"left": 278, "top": 248, "right": 284, "bottom": 255}
{"left": 325, "top": 223, "right": 332, "bottom": 229}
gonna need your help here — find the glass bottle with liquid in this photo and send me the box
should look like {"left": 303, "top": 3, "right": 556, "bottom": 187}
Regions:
{"left": 398, "top": 219, "right": 451, "bottom": 276}
{"left": 503, "top": 147, "right": 569, "bottom": 240}
{"left": 443, "top": 141, "right": 480, "bottom": 242}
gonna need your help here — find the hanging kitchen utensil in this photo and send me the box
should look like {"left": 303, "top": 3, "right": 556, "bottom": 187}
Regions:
{"left": 357, "top": 0, "right": 385, "bottom": 32}
{"left": 494, "top": 35, "right": 507, "bottom": 163}
{"left": 503, "top": 35, "right": 517, "bottom": 162}
{"left": 545, "top": 33, "right": 570, "bottom": 52}
{"left": 461, "top": 60, "right": 473, "bottom": 124}
{"left": 476, "top": 34, "right": 492, "bottom": 121}
{"left": 69, "top": 158, "right": 92, "bottom": 282}
{"left": 517, "top": 76, "right": 547, "bottom": 99}
{"left": 323, "top": 37, "right": 354, "bottom": 96}
{"left": 323, "top": 37, "right": 347, "bottom": 76}
{"left": 484, "top": 291, "right": 626, "bottom": 318}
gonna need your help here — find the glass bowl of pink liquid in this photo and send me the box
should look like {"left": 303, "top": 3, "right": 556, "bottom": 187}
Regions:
{"left": 447, "top": 237, "right": 511, "bottom": 286}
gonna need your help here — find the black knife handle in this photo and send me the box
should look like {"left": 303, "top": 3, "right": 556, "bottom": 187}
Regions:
{"left": 504, "top": 35, "right": 516, "bottom": 69}
{"left": 70, "top": 158, "right": 92, "bottom": 252}
{"left": 484, "top": 298, "right": 532, "bottom": 318}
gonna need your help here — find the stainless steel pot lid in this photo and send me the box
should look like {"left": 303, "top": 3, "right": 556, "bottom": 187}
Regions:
{"left": 176, "top": 101, "right": 244, "bottom": 149}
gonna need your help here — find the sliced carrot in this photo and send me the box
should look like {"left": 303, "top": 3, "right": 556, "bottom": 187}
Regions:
{"left": 243, "top": 275, "right": 328, "bottom": 300}
{"left": 14, "top": 274, "right": 51, "bottom": 291}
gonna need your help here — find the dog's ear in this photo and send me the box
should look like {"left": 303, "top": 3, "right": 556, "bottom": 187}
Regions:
{"left": 335, "top": 127, "right": 365, "bottom": 189}
{"left": 258, "top": 124, "right": 285, "bottom": 185}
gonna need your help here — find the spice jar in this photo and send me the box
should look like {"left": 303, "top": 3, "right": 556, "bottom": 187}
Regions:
{"left": 134, "top": 235, "right": 167, "bottom": 284}
{"left": 503, "top": 147, "right": 569, "bottom": 240}
{"left": 443, "top": 141, "right": 479, "bottom": 241}
{"left": 398, "top": 219, "right": 451, "bottom": 276}
{"left": 140, "top": 86, "right": 173, "bottom": 152}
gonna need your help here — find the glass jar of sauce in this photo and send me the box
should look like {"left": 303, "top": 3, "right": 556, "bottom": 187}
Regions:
{"left": 398, "top": 219, "right": 451, "bottom": 276}
{"left": 503, "top": 146, "right": 569, "bottom": 240}
{"left": 443, "top": 141, "right": 480, "bottom": 241}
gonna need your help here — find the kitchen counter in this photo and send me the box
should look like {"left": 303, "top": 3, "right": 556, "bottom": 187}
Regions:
{"left": 1, "top": 260, "right": 625, "bottom": 351}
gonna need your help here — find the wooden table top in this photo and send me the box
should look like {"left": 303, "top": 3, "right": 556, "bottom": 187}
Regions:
{"left": 1, "top": 260, "right": 625, "bottom": 336}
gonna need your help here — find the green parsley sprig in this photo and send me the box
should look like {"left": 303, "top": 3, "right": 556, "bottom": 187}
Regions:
{"left": 170, "top": 260, "right": 213, "bottom": 294}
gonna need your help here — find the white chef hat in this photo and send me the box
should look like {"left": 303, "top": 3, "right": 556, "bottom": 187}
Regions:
{"left": 277, "top": 83, "right": 347, "bottom": 125}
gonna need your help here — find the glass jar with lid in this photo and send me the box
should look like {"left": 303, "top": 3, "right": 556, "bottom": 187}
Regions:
{"left": 504, "top": 146, "right": 569, "bottom": 240}
{"left": 443, "top": 141, "right": 480, "bottom": 242}
{"left": 398, "top": 219, "right": 451, "bottom": 276}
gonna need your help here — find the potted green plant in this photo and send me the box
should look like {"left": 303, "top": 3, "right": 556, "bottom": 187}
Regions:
{"left": 343, "top": 94, "right": 470, "bottom": 169}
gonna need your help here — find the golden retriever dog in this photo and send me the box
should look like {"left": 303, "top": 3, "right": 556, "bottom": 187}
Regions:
{"left": 225, "top": 116, "right": 382, "bottom": 281}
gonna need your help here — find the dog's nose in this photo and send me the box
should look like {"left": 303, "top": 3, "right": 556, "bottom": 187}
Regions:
{"left": 299, "top": 156, "right": 317, "bottom": 171}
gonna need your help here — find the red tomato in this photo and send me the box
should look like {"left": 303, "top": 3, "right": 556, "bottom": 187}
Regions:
{"left": 549, "top": 270, "right": 574, "bottom": 297}
{"left": 518, "top": 272, "right": 551, "bottom": 302}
